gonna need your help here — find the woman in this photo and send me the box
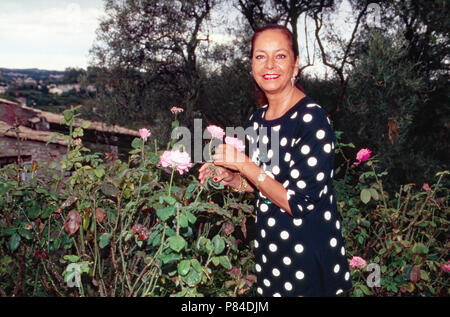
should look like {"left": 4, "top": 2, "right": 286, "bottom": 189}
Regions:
{"left": 198, "top": 25, "right": 352, "bottom": 297}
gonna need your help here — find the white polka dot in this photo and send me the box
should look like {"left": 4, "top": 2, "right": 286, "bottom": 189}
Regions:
{"left": 272, "top": 268, "right": 280, "bottom": 277}
{"left": 280, "top": 137, "right": 287, "bottom": 146}
{"left": 253, "top": 122, "right": 259, "bottom": 130}
{"left": 327, "top": 117, "right": 331, "bottom": 124}
{"left": 336, "top": 220, "right": 340, "bottom": 230}
{"left": 323, "top": 185, "right": 328, "bottom": 194}
{"left": 267, "top": 218, "right": 276, "bottom": 227}
{"left": 306, "top": 103, "right": 319, "bottom": 108}
{"left": 290, "top": 169, "right": 300, "bottom": 179}
{"left": 267, "top": 149, "right": 273, "bottom": 159}
{"left": 260, "top": 203, "right": 268, "bottom": 212}
{"left": 334, "top": 264, "right": 340, "bottom": 273}
{"left": 257, "top": 287, "right": 263, "bottom": 295}
{"left": 316, "top": 172, "right": 325, "bottom": 181}
{"left": 280, "top": 231, "right": 289, "bottom": 240}
{"left": 260, "top": 229, "right": 266, "bottom": 238}
{"left": 269, "top": 243, "right": 277, "bottom": 252}
{"left": 303, "top": 114, "right": 312, "bottom": 122}
{"left": 330, "top": 238, "right": 337, "bottom": 247}
{"left": 324, "top": 211, "right": 331, "bottom": 221}
{"left": 297, "top": 204, "right": 303, "bottom": 212}
{"left": 283, "top": 257, "right": 292, "bottom": 265}
{"left": 336, "top": 289, "right": 343, "bottom": 295}
{"left": 266, "top": 171, "right": 275, "bottom": 179}
{"left": 307, "top": 157, "right": 317, "bottom": 167}
{"left": 323, "top": 143, "right": 331, "bottom": 153}
{"left": 297, "top": 180, "right": 306, "bottom": 189}
{"left": 262, "top": 254, "right": 267, "bottom": 263}
{"left": 284, "top": 152, "right": 291, "bottom": 162}
{"left": 307, "top": 204, "right": 314, "bottom": 211}
{"left": 341, "top": 247, "right": 345, "bottom": 256}
{"left": 331, "top": 170, "right": 334, "bottom": 178}
{"left": 330, "top": 195, "right": 333, "bottom": 203}
{"left": 273, "top": 125, "right": 281, "bottom": 132}
{"left": 286, "top": 189, "right": 295, "bottom": 200}
{"left": 262, "top": 135, "right": 269, "bottom": 144}
{"left": 295, "top": 271, "right": 304, "bottom": 280}
{"left": 316, "top": 129, "right": 325, "bottom": 139}
{"left": 289, "top": 160, "right": 295, "bottom": 168}
{"left": 332, "top": 142, "right": 335, "bottom": 149}
{"left": 254, "top": 240, "right": 259, "bottom": 248}
{"left": 280, "top": 208, "right": 286, "bottom": 213}
{"left": 282, "top": 180, "right": 289, "bottom": 188}
{"left": 272, "top": 165, "right": 280, "bottom": 175}
{"left": 255, "top": 264, "right": 261, "bottom": 272}
{"left": 273, "top": 293, "right": 281, "bottom": 297}
{"left": 263, "top": 279, "right": 271, "bottom": 287}
{"left": 301, "top": 145, "right": 310, "bottom": 155}
{"left": 295, "top": 244, "right": 304, "bottom": 253}
{"left": 293, "top": 219, "right": 302, "bottom": 226}
{"left": 290, "top": 111, "right": 298, "bottom": 119}
{"left": 345, "top": 272, "right": 350, "bottom": 281}
{"left": 284, "top": 282, "right": 293, "bottom": 291}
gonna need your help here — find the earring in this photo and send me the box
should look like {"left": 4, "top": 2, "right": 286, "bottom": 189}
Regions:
{"left": 291, "top": 74, "right": 296, "bottom": 87}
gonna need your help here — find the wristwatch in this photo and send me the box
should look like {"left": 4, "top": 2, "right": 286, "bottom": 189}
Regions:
{"left": 255, "top": 171, "right": 267, "bottom": 190}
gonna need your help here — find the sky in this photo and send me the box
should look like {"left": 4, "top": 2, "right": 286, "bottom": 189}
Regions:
{"left": 0, "top": 0, "right": 105, "bottom": 70}
{"left": 0, "top": 0, "right": 357, "bottom": 75}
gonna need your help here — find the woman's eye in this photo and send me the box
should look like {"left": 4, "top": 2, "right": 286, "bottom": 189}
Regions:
{"left": 277, "top": 54, "right": 286, "bottom": 59}
{"left": 255, "top": 55, "right": 265, "bottom": 60}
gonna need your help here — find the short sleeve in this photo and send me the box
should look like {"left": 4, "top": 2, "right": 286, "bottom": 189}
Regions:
{"left": 285, "top": 105, "right": 335, "bottom": 219}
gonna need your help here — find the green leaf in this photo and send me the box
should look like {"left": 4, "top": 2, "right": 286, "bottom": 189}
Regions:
{"left": 219, "top": 256, "right": 232, "bottom": 270}
{"left": 184, "top": 269, "right": 202, "bottom": 287}
{"left": 41, "top": 206, "right": 54, "bottom": 219}
{"left": 169, "top": 236, "right": 186, "bottom": 253}
{"left": 186, "top": 211, "right": 196, "bottom": 224}
{"left": 64, "top": 255, "right": 81, "bottom": 263}
{"left": 101, "top": 183, "right": 118, "bottom": 197}
{"left": 212, "top": 235, "right": 225, "bottom": 255}
{"left": 161, "top": 195, "right": 176, "bottom": 206}
{"left": 360, "top": 188, "right": 371, "bottom": 204}
{"left": 412, "top": 242, "right": 428, "bottom": 254}
{"left": 18, "top": 227, "right": 33, "bottom": 240}
{"left": 190, "top": 259, "right": 202, "bottom": 273}
{"left": 99, "top": 233, "right": 111, "bottom": 249}
{"left": 131, "top": 138, "right": 143, "bottom": 149}
{"left": 369, "top": 188, "right": 379, "bottom": 200}
{"left": 8, "top": 233, "right": 21, "bottom": 252}
{"left": 211, "top": 256, "right": 220, "bottom": 266}
{"left": 94, "top": 166, "right": 105, "bottom": 178}
{"left": 359, "top": 285, "right": 372, "bottom": 296}
{"left": 81, "top": 121, "right": 91, "bottom": 129}
{"left": 177, "top": 260, "right": 191, "bottom": 276}
{"left": 156, "top": 206, "right": 175, "bottom": 221}
{"left": 179, "top": 214, "right": 188, "bottom": 228}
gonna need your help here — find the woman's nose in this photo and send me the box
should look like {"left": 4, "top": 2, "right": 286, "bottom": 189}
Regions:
{"left": 265, "top": 56, "right": 275, "bottom": 69}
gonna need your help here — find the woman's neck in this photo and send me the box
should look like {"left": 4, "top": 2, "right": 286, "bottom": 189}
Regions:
{"left": 265, "top": 87, "right": 305, "bottom": 120}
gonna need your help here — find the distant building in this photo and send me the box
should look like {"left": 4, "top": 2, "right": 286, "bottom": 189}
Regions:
{"left": 0, "top": 97, "right": 140, "bottom": 168}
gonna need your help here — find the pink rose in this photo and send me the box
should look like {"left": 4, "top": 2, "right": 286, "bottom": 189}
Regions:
{"left": 349, "top": 256, "right": 367, "bottom": 269}
{"left": 74, "top": 138, "right": 82, "bottom": 146}
{"left": 354, "top": 148, "right": 372, "bottom": 166}
{"left": 206, "top": 125, "right": 225, "bottom": 139}
{"left": 159, "top": 150, "right": 192, "bottom": 175}
{"left": 422, "top": 183, "right": 431, "bottom": 191}
{"left": 440, "top": 261, "right": 450, "bottom": 273}
{"left": 170, "top": 106, "right": 184, "bottom": 114}
{"left": 225, "top": 136, "right": 245, "bottom": 153}
{"left": 139, "top": 128, "right": 151, "bottom": 141}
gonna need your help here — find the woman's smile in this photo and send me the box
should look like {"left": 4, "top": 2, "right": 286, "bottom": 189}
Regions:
{"left": 263, "top": 73, "right": 281, "bottom": 80}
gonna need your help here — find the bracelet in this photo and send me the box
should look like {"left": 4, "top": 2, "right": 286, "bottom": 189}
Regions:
{"left": 232, "top": 173, "right": 248, "bottom": 193}
{"left": 255, "top": 171, "right": 267, "bottom": 191}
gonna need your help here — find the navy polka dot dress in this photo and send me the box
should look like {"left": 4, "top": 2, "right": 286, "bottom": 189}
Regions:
{"left": 245, "top": 96, "right": 352, "bottom": 297}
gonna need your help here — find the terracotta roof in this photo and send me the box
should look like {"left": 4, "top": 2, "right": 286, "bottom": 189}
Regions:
{"left": 0, "top": 120, "right": 67, "bottom": 146}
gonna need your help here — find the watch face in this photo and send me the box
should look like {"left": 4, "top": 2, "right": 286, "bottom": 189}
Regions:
{"left": 258, "top": 173, "right": 267, "bottom": 182}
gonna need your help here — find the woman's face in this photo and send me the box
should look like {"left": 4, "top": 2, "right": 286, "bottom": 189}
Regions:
{"left": 251, "top": 29, "right": 299, "bottom": 96}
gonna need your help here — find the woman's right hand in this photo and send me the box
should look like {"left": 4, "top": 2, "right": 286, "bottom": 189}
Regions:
{"left": 198, "top": 163, "right": 236, "bottom": 186}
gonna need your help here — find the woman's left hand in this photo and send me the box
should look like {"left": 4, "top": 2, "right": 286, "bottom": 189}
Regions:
{"left": 212, "top": 144, "right": 250, "bottom": 172}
